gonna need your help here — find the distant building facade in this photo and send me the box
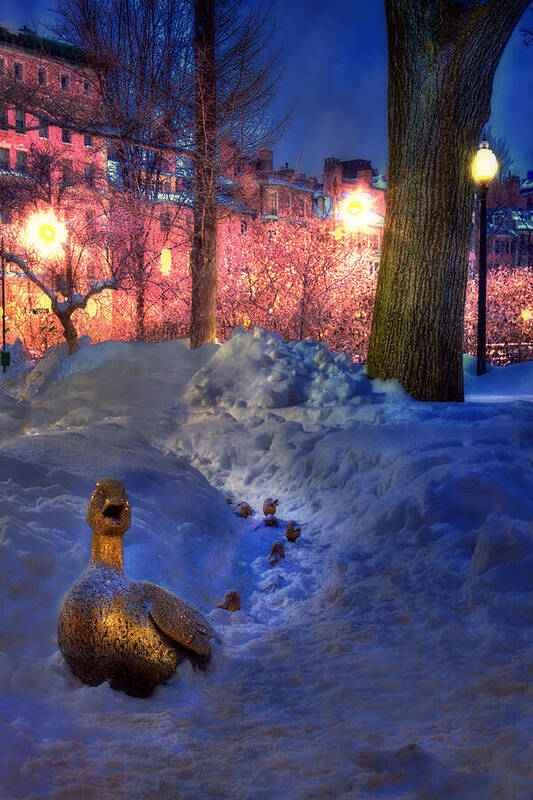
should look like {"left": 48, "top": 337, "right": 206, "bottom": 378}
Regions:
{"left": 484, "top": 172, "right": 533, "bottom": 267}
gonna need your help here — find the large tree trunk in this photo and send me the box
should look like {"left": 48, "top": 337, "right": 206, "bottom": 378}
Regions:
{"left": 366, "top": 0, "right": 529, "bottom": 401}
{"left": 190, "top": 0, "right": 217, "bottom": 348}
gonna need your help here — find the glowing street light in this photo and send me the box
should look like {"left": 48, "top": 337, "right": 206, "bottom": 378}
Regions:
{"left": 472, "top": 141, "right": 498, "bottom": 376}
{"left": 339, "top": 191, "right": 374, "bottom": 230}
{"left": 521, "top": 308, "right": 532, "bottom": 322}
{"left": 26, "top": 211, "right": 68, "bottom": 259}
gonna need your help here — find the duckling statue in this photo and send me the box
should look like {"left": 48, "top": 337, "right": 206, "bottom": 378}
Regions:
{"left": 57, "top": 478, "right": 214, "bottom": 698}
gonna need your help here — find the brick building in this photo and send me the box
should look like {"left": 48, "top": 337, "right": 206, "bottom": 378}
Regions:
{"left": 0, "top": 22, "right": 388, "bottom": 352}
{"left": 0, "top": 23, "right": 105, "bottom": 212}
{"left": 484, "top": 172, "right": 533, "bottom": 267}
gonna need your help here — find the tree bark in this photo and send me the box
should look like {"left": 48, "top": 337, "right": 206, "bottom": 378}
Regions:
{"left": 366, "top": 0, "right": 530, "bottom": 401}
{"left": 190, "top": 0, "right": 217, "bottom": 348}
{"left": 134, "top": 249, "right": 146, "bottom": 341}
{"left": 57, "top": 312, "right": 80, "bottom": 354}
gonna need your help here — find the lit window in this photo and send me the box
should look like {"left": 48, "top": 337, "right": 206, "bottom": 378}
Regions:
{"left": 60, "top": 74, "right": 70, "bottom": 90}
{"left": 15, "top": 108, "right": 25, "bottom": 133}
{"left": 62, "top": 127, "right": 71, "bottom": 144}
{"left": 14, "top": 62, "right": 23, "bottom": 80}
{"left": 160, "top": 249, "right": 172, "bottom": 275}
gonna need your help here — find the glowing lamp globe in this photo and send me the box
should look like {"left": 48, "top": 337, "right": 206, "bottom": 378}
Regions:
{"left": 27, "top": 211, "right": 68, "bottom": 258}
{"left": 472, "top": 142, "right": 498, "bottom": 184}
{"left": 521, "top": 308, "right": 532, "bottom": 322}
{"left": 340, "top": 192, "right": 373, "bottom": 230}
{"left": 346, "top": 198, "right": 364, "bottom": 217}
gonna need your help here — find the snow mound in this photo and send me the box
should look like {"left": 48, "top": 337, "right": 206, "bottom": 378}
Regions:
{"left": 1, "top": 336, "right": 92, "bottom": 400}
{"left": 187, "top": 326, "right": 406, "bottom": 410}
{"left": 2, "top": 336, "right": 533, "bottom": 798}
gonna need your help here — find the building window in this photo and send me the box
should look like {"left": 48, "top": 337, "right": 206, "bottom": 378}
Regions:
{"left": 0, "top": 106, "right": 7, "bottom": 130}
{"left": 62, "top": 159, "right": 74, "bottom": 185}
{"left": 84, "top": 134, "right": 93, "bottom": 147}
{"left": 37, "top": 68, "right": 47, "bottom": 85}
{"left": 15, "top": 108, "right": 25, "bottom": 133}
{"left": 14, "top": 62, "right": 23, "bottom": 80}
{"left": 83, "top": 80, "right": 89, "bottom": 93}
{"left": 60, "top": 74, "right": 70, "bottom": 90}
{"left": 15, "top": 151, "right": 27, "bottom": 172}
{"left": 39, "top": 120, "right": 49, "bottom": 139}
{"left": 84, "top": 164, "right": 95, "bottom": 187}
{"left": 62, "top": 127, "right": 71, "bottom": 143}
{"left": 41, "top": 156, "right": 51, "bottom": 182}
{"left": 160, "top": 213, "right": 171, "bottom": 232}
{"left": 0, "top": 148, "right": 9, "bottom": 169}
{"left": 0, "top": 58, "right": 4, "bottom": 76}
{"left": 267, "top": 192, "right": 278, "bottom": 216}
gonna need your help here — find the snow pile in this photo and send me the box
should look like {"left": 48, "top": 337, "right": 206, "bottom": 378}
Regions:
{"left": 1, "top": 335, "right": 93, "bottom": 401}
{"left": 1, "top": 332, "right": 533, "bottom": 799}
{"left": 188, "top": 326, "right": 406, "bottom": 410}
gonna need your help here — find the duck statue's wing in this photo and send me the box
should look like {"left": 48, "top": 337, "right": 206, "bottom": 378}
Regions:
{"left": 139, "top": 581, "right": 213, "bottom": 657}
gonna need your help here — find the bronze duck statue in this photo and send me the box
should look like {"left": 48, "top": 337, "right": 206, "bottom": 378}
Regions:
{"left": 57, "top": 478, "right": 214, "bottom": 697}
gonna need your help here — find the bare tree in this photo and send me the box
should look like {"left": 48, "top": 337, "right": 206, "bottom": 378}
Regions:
{"left": 189, "top": 0, "right": 285, "bottom": 347}
{"left": 366, "top": 0, "right": 530, "bottom": 402}
{"left": 0, "top": 145, "right": 126, "bottom": 353}
{"left": 56, "top": 0, "right": 193, "bottom": 340}
{"left": 56, "top": 0, "right": 284, "bottom": 347}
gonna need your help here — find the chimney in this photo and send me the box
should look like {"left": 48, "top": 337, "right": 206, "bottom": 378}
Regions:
{"left": 258, "top": 148, "right": 273, "bottom": 173}
{"left": 323, "top": 157, "right": 342, "bottom": 195}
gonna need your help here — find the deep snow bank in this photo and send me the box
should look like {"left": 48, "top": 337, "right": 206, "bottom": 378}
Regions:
{"left": 1, "top": 329, "right": 533, "bottom": 799}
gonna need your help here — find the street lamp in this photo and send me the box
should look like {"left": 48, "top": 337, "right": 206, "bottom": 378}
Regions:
{"left": 1, "top": 238, "right": 8, "bottom": 373}
{"left": 339, "top": 191, "right": 374, "bottom": 231}
{"left": 26, "top": 210, "right": 68, "bottom": 259}
{"left": 472, "top": 141, "right": 498, "bottom": 375}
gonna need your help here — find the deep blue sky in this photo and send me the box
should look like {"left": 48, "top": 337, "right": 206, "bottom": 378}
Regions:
{"left": 2, "top": 0, "right": 533, "bottom": 180}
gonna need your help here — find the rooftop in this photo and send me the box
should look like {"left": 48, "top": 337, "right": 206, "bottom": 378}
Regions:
{"left": 0, "top": 25, "right": 89, "bottom": 65}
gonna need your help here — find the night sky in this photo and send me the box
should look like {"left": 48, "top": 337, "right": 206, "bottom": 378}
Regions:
{"left": 2, "top": 0, "right": 533, "bottom": 180}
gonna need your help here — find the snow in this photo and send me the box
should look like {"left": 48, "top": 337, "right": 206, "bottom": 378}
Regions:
{"left": 1, "top": 327, "right": 533, "bottom": 799}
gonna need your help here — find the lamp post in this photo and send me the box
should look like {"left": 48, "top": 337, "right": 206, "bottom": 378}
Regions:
{"left": 472, "top": 141, "right": 498, "bottom": 375}
{"left": 1, "top": 237, "right": 8, "bottom": 373}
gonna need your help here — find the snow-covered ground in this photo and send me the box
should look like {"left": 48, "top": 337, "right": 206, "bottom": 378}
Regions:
{"left": 1, "top": 328, "right": 533, "bottom": 799}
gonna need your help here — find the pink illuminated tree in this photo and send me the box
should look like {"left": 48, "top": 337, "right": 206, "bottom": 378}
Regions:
{"left": 217, "top": 219, "right": 378, "bottom": 357}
